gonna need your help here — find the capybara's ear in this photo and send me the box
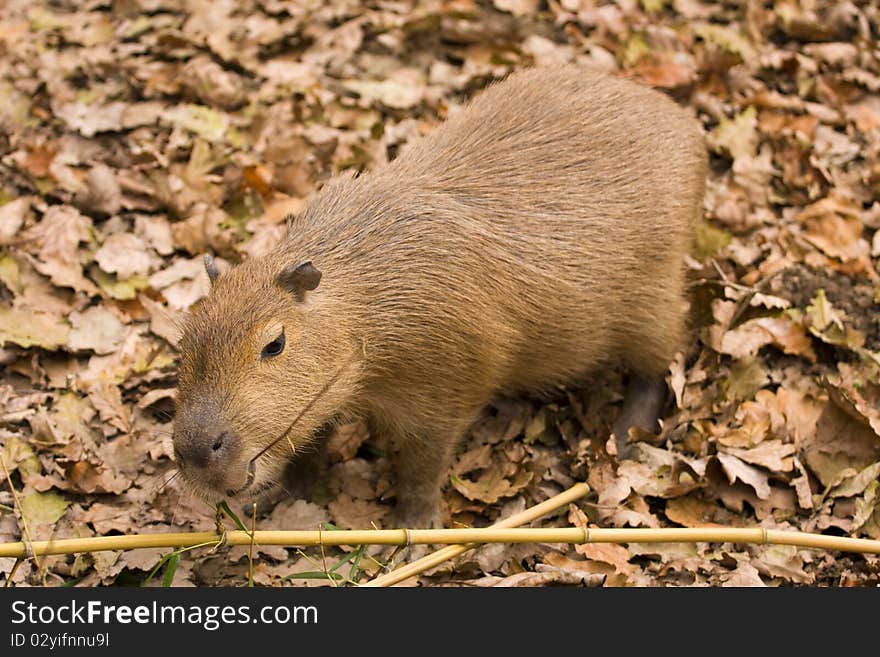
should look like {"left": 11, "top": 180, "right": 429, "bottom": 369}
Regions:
{"left": 277, "top": 261, "right": 322, "bottom": 301}
{"left": 204, "top": 253, "right": 219, "bottom": 284}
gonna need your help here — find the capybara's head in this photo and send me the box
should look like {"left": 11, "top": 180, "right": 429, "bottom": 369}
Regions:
{"left": 172, "top": 254, "right": 355, "bottom": 503}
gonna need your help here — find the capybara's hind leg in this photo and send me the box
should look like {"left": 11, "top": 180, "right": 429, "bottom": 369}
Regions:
{"left": 612, "top": 374, "right": 668, "bottom": 457}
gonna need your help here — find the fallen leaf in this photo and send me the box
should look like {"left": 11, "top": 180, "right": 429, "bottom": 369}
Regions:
{"left": 328, "top": 494, "right": 388, "bottom": 529}
{"left": 724, "top": 357, "right": 769, "bottom": 402}
{"left": 94, "top": 233, "right": 156, "bottom": 279}
{"left": 721, "top": 561, "right": 765, "bottom": 587}
{"left": 331, "top": 459, "right": 378, "bottom": 500}
{"left": 344, "top": 75, "right": 425, "bottom": 110}
{"left": 95, "top": 273, "right": 150, "bottom": 303}
{"left": 326, "top": 421, "right": 369, "bottom": 464}
{"left": 0, "top": 197, "right": 31, "bottom": 245}
{"left": 804, "top": 290, "right": 864, "bottom": 350}
{"left": 668, "top": 352, "right": 686, "bottom": 408}
{"left": 827, "top": 462, "right": 880, "bottom": 499}
{"left": 845, "top": 96, "right": 880, "bottom": 133}
{"left": 631, "top": 56, "right": 698, "bottom": 91}
{"left": 170, "top": 204, "right": 238, "bottom": 257}
{"left": 0, "top": 432, "right": 40, "bottom": 478}
{"left": 719, "top": 316, "right": 817, "bottom": 363}
{"left": 0, "top": 307, "right": 70, "bottom": 350}
{"left": 791, "top": 458, "right": 814, "bottom": 510}
{"left": 852, "top": 479, "right": 878, "bottom": 532}
{"left": 453, "top": 444, "right": 494, "bottom": 476}
{"left": 181, "top": 55, "right": 246, "bottom": 110}
{"left": 542, "top": 551, "right": 620, "bottom": 585}
{"left": 722, "top": 441, "right": 796, "bottom": 472}
{"left": 477, "top": 567, "right": 602, "bottom": 587}
{"left": 20, "top": 490, "right": 68, "bottom": 526}
{"left": 76, "top": 164, "right": 122, "bottom": 216}
{"left": 85, "top": 383, "right": 131, "bottom": 435}
{"left": 716, "top": 452, "right": 771, "bottom": 500}
{"left": 81, "top": 502, "right": 135, "bottom": 534}
{"left": 134, "top": 215, "right": 175, "bottom": 256}
{"left": 696, "top": 24, "right": 756, "bottom": 63}
{"left": 54, "top": 101, "right": 125, "bottom": 137}
{"left": 137, "top": 294, "right": 182, "bottom": 345}
{"left": 616, "top": 459, "right": 701, "bottom": 499}
{"left": 268, "top": 499, "right": 330, "bottom": 531}
{"left": 664, "top": 496, "right": 727, "bottom": 528}
{"left": 450, "top": 467, "right": 533, "bottom": 505}
{"left": 163, "top": 104, "right": 232, "bottom": 143}
{"left": 826, "top": 362, "right": 880, "bottom": 437}
{"left": 67, "top": 306, "right": 126, "bottom": 355}
{"left": 493, "top": 0, "right": 538, "bottom": 17}
{"left": 148, "top": 257, "right": 211, "bottom": 310}
{"left": 66, "top": 460, "right": 131, "bottom": 495}
{"left": 709, "top": 106, "right": 758, "bottom": 161}
{"left": 20, "top": 205, "right": 97, "bottom": 294}
{"left": 752, "top": 544, "right": 813, "bottom": 584}
{"left": 802, "top": 401, "right": 880, "bottom": 489}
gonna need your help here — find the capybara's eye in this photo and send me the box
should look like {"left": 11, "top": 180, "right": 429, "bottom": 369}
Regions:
{"left": 261, "top": 330, "right": 286, "bottom": 359}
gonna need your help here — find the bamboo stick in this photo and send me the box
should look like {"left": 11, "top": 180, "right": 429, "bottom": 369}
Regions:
{"left": 364, "top": 482, "right": 591, "bottom": 587}
{"left": 0, "top": 483, "right": 589, "bottom": 560}
{"left": 2, "top": 525, "right": 879, "bottom": 561}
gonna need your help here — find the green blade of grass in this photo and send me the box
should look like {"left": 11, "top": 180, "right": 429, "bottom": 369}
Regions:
{"left": 61, "top": 576, "right": 84, "bottom": 587}
{"left": 141, "top": 540, "right": 218, "bottom": 587}
{"left": 218, "top": 501, "right": 249, "bottom": 533}
{"left": 328, "top": 547, "right": 362, "bottom": 573}
{"left": 347, "top": 545, "right": 366, "bottom": 583}
{"left": 144, "top": 552, "right": 176, "bottom": 586}
{"left": 162, "top": 552, "right": 179, "bottom": 587}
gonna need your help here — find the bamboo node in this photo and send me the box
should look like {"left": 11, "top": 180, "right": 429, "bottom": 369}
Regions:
{"left": 580, "top": 526, "right": 590, "bottom": 544}
{"left": 762, "top": 527, "right": 769, "bottom": 545}
{"left": 21, "top": 537, "right": 35, "bottom": 560}
{"left": 404, "top": 529, "right": 413, "bottom": 546}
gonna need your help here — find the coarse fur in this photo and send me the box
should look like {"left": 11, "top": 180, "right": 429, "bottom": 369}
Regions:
{"left": 173, "top": 65, "right": 708, "bottom": 528}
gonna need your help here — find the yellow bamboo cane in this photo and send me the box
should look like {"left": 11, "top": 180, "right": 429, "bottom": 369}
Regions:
{"left": 2, "top": 526, "right": 878, "bottom": 559}
{"left": 3, "top": 481, "right": 879, "bottom": 585}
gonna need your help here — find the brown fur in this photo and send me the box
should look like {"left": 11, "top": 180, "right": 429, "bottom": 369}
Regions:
{"left": 173, "top": 65, "right": 707, "bottom": 526}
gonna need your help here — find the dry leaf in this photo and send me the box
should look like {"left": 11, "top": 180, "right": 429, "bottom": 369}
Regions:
{"left": 493, "top": 0, "right": 539, "bottom": 17}
{"left": 67, "top": 306, "right": 126, "bottom": 355}
{"left": 94, "top": 233, "right": 156, "bottom": 279}
{"left": 328, "top": 494, "right": 388, "bottom": 529}
{"left": 76, "top": 164, "right": 122, "bottom": 216}
{"left": 722, "top": 441, "right": 796, "bottom": 473}
{"left": 326, "top": 421, "right": 369, "bottom": 464}
{"left": 716, "top": 452, "right": 771, "bottom": 500}
{"left": 268, "top": 499, "right": 330, "bottom": 531}
{"left": 664, "top": 496, "right": 727, "bottom": 528}
{"left": 20, "top": 205, "right": 97, "bottom": 294}
{"left": 450, "top": 468, "right": 533, "bottom": 505}
{"left": 719, "top": 316, "right": 817, "bottom": 363}
{"left": 0, "top": 307, "right": 70, "bottom": 350}
{"left": 721, "top": 561, "right": 766, "bottom": 587}
{"left": 0, "top": 197, "right": 31, "bottom": 245}
{"left": 709, "top": 107, "right": 758, "bottom": 161}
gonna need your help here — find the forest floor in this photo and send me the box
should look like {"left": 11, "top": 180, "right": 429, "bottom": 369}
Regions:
{"left": 1, "top": 0, "right": 879, "bottom": 587}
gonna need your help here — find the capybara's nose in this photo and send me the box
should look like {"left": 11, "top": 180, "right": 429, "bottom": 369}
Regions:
{"left": 174, "top": 430, "right": 238, "bottom": 470}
